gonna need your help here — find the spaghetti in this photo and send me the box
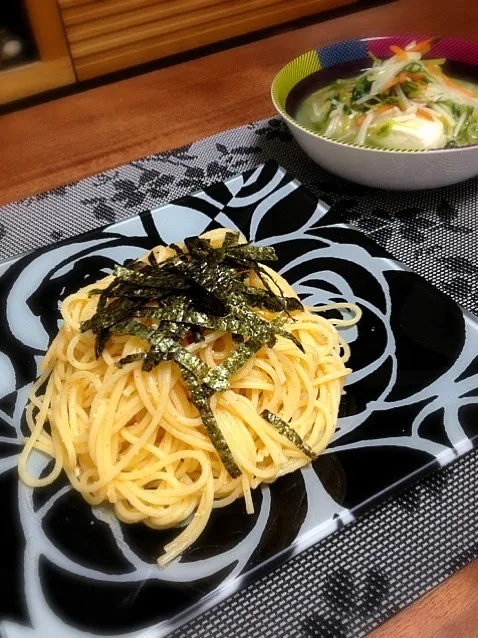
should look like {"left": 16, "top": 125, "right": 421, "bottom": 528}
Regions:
{"left": 18, "top": 229, "right": 360, "bottom": 566}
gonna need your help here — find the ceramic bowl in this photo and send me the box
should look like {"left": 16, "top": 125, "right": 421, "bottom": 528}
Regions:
{"left": 271, "top": 35, "right": 478, "bottom": 190}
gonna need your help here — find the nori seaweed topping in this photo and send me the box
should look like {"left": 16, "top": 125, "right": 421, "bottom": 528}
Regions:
{"left": 135, "top": 307, "right": 266, "bottom": 339}
{"left": 117, "top": 353, "right": 147, "bottom": 367}
{"left": 80, "top": 230, "right": 306, "bottom": 476}
{"left": 81, "top": 298, "right": 142, "bottom": 333}
{"left": 112, "top": 264, "right": 188, "bottom": 290}
{"left": 112, "top": 320, "right": 209, "bottom": 380}
{"left": 203, "top": 338, "right": 264, "bottom": 392}
{"left": 180, "top": 366, "right": 241, "bottom": 478}
{"left": 244, "top": 288, "right": 303, "bottom": 313}
{"left": 222, "top": 231, "right": 240, "bottom": 249}
{"left": 260, "top": 410, "right": 317, "bottom": 460}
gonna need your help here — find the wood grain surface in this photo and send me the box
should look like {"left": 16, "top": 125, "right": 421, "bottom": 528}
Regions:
{"left": 70, "top": 0, "right": 352, "bottom": 81}
{"left": 371, "top": 560, "right": 478, "bottom": 637}
{"left": 1, "top": 2, "right": 478, "bottom": 634}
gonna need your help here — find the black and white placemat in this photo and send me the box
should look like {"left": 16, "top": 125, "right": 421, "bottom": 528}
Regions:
{"left": 1, "top": 117, "right": 478, "bottom": 637}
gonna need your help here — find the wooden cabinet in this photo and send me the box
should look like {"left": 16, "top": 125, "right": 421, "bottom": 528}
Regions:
{"left": 0, "top": 0, "right": 76, "bottom": 104}
{"left": 1, "top": 0, "right": 358, "bottom": 103}
{"left": 58, "top": 0, "right": 357, "bottom": 81}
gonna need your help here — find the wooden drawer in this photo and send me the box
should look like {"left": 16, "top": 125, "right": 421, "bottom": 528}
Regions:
{"left": 1, "top": 0, "right": 75, "bottom": 104}
{"left": 58, "top": 0, "right": 357, "bottom": 81}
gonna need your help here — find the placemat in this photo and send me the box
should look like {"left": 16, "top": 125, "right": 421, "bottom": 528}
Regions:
{"left": 1, "top": 117, "right": 478, "bottom": 638}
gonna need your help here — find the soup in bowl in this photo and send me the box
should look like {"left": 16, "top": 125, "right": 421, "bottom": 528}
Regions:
{"left": 271, "top": 36, "right": 478, "bottom": 190}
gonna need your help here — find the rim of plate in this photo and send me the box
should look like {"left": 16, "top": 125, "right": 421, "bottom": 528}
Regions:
{"left": 271, "top": 34, "right": 478, "bottom": 155}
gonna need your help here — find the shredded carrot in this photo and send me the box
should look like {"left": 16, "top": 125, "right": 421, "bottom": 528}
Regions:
{"left": 417, "top": 108, "right": 435, "bottom": 121}
{"left": 383, "top": 77, "right": 400, "bottom": 91}
{"left": 375, "top": 104, "right": 394, "bottom": 114}
{"left": 427, "top": 64, "right": 442, "bottom": 77}
{"left": 383, "top": 72, "right": 412, "bottom": 92}
{"left": 407, "top": 72, "right": 426, "bottom": 82}
{"left": 409, "top": 36, "right": 442, "bottom": 54}
{"left": 443, "top": 75, "right": 475, "bottom": 97}
{"left": 408, "top": 37, "right": 433, "bottom": 54}
{"left": 389, "top": 45, "right": 408, "bottom": 61}
{"left": 356, "top": 114, "right": 366, "bottom": 126}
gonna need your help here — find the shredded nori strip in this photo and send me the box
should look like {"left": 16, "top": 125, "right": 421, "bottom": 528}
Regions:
{"left": 82, "top": 298, "right": 142, "bottom": 333}
{"left": 113, "top": 265, "right": 188, "bottom": 290}
{"left": 181, "top": 367, "right": 241, "bottom": 478}
{"left": 98, "top": 282, "right": 179, "bottom": 300}
{"left": 95, "top": 328, "right": 111, "bottom": 360}
{"left": 255, "top": 263, "right": 295, "bottom": 318}
{"left": 117, "top": 352, "right": 148, "bottom": 367}
{"left": 136, "top": 307, "right": 267, "bottom": 339}
{"left": 80, "top": 230, "right": 307, "bottom": 477}
{"left": 227, "top": 244, "right": 278, "bottom": 262}
{"left": 187, "top": 285, "right": 227, "bottom": 316}
{"left": 260, "top": 410, "right": 317, "bottom": 460}
{"left": 112, "top": 320, "right": 210, "bottom": 380}
{"left": 190, "top": 326, "right": 205, "bottom": 343}
{"left": 203, "top": 338, "right": 265, "bottom": 392}
{"left": 222, "top": 231, "right": 240, "bottom": 249}
{"left": 244, "top": 288, "right": 303, "bottom": 313}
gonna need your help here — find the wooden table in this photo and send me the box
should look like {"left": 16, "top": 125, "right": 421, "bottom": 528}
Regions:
{"left": 2, "top": 0, "right": 478, "bottom": 634}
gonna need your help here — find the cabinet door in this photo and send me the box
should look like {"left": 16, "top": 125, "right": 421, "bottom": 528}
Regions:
{"left": 58, "top": 0, "right": 358, "bottom": 81}
{"left": 0, "top": 0, "right": 75, "bottom": 105}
